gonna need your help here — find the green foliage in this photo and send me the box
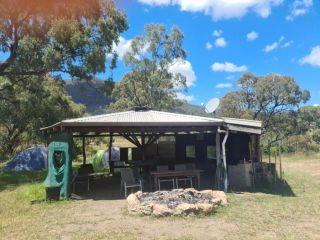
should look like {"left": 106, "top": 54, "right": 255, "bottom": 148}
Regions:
{"left": 110, "top": 24, "right": 187, "bottom": 111}
{"left": 0, "top": 0, "right": 128, "bottom": 80}
{"left": 311, "top": 129, "right": 320, "bottom": 144}
{"left": 219, "top": 72, "right": 310, "bottom": 129}
{"left": 0, "top": 76, "right": 86, "bottom": 159}
{"left": 219, "top": 72, "right": 311, "bottom": 152}
{"left": 296, "top": 106, "right": 320, "bottom": 134}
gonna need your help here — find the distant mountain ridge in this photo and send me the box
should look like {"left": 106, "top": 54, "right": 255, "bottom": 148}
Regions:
{"left": 64, "top": 79, "right": 110, "bottom": 114}
{"left": 64, "top": 79, "right": 209, "bottom": 117}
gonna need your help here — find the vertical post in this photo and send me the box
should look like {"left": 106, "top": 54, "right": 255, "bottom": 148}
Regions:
{"left": 82, "top": 136, "right": 86, "bottom": 165}
{"left": 278, "top": 141, "right": 282, "bottom": 180}
{"left": 215, "top": 131, "right": 221, "bottom": 189}
{"left": 109, "top": 133, "right": 114, "bottom": 175}
{"left": 221, "top": 130, "right": 229, "bottom": 192}
{"left": 250, "top": 135, "right": 255, "bottom": 189}
{"left": 141, "top": 132, "right": 145, "bottom": 162}
{"left": 268, "top": 139, "right": 271, "bottom": 164}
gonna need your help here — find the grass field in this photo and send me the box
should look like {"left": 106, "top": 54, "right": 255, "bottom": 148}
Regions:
{"left": 0, "top": 153, "right": 319, "bottom": 240}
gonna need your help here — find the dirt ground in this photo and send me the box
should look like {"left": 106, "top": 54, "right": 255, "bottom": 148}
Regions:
{"left": 1, "top": 156, "right": 320, "bottom": 240}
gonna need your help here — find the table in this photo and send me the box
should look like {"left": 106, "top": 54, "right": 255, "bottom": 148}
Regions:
{"left": 150, "top": 169, "right": 204, "bottom": 190}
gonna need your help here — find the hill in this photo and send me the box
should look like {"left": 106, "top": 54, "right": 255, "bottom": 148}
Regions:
{"left": 64, "top": 79, "right": 111, "bottom": 114}
{"left": 65, "top": 79, "right": 209, "bottom": 116}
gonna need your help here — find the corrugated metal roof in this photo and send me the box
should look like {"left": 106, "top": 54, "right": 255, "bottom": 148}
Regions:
{"left": 222, "top": 117, "right": 262, "bottom": 128}
{"left": 62, "top": 110, "right": 223, "bottom": 124}
{"left": 41, "top": 109, "right": 262, "bottom": 135}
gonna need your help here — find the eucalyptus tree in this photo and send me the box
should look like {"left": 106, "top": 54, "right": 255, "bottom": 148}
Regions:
{"left": 0, "top": 76, "right": 85, "bottom": 158}
{"left": 0, "top": 0, "right": 127, "bottom": 80}
{"left": 110, "top": 24, "right": 187, "bottom": 111}
{"left": 0, "top": 0, "right": 127, "bottom": 158}
{"left": 219, "top": 72, "right": 310, "bottom": 148}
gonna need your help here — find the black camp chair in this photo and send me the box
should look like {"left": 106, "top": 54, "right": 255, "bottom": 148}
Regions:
{"left": 72, "top": 164, "right": 94, "bottom": 192}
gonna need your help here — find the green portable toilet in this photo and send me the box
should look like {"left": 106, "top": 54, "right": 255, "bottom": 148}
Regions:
{"left": 44, "top": 141, "right": 72, "bottom": 199}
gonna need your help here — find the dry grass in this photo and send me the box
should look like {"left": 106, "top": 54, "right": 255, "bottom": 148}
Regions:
{"left": 1, "top": 154, "right": 320, "bottom": 240}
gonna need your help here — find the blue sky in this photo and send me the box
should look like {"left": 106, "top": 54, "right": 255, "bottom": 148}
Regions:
{"left": 0, "top": 1, "right": 319, "bottom": 106}
{"left": 110, "top": 0, "right": 320, "bottom": 106}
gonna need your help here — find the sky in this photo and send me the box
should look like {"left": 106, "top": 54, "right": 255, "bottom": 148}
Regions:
{"left": 109, "top": 0, "right": 320, "bottom": 106}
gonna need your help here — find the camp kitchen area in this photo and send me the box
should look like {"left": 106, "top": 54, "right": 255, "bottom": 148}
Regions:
{"left": 40, "top": 107, "right": 275, "bottom": 199}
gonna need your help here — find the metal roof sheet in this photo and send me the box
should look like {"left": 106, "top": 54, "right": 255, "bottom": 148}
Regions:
{"left": 41, "top": 110, "right": 262, "bottom": 134}
{"left": 62, "top": 110, "right": 223, "bottom": 124}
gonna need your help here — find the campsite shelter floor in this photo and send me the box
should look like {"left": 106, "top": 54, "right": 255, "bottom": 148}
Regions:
{"left": 71, "top": 170, "right": 217, "bottom": 200}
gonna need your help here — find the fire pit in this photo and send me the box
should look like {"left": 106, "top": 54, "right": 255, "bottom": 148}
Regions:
{"left": 127, "top": 188, "right": 227, "bottom": 217}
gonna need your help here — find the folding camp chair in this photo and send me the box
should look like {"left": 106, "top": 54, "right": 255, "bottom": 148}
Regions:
{"left": 120, "top": 168, "right": 143, "bottom": 198}
{"left": 72, "top": 164, "right": 94, "bottom": 192}
{"left": 156, "top": 165, "right": 175, "bottom": 190}
{"left": 174, "top": 164, "right": 193, "bottom": 188}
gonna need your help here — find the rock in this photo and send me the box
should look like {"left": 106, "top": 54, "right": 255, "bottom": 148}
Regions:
{"left": 197, "top": 203, "right": 214, "bottom": 215}
{"left": 211, "top": 191, "right": 228, "bottom": 205}
{"left": 126, "top": 189, "right": 227, "bottom": 217}
{"left": 174, "top": 203, "right": 198, "bottom": 216}
{"left": 127, "top": 193, "right": 152, "bottom": 215}
{"left": 152, "top": 204, "right": 173, "bottom": 217}
{"left": 127, "top": 193, "right": 139, "bottom": 206}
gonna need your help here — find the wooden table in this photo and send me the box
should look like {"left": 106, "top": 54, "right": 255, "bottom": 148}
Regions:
{"left": 150, "top": 169, "right": 204, "bottom": 190}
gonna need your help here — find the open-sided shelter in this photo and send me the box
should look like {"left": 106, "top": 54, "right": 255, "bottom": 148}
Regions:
{"left": 41, "top": 107, "right": 262, "bottom": 198}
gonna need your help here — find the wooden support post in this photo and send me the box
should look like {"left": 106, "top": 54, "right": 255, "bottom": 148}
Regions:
{"left": 109, "top": 133, "right": 114, "bottom": 175}
{"left": 82, "top": 136, "right": 86, "bottom": 165}
{"left": 278, "top": 141, "right": 282, "bottom": 180}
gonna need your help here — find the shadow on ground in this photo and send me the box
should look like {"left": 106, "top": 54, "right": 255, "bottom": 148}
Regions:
{"left": 251, "top": 179, "right": 295, "bottom": 197}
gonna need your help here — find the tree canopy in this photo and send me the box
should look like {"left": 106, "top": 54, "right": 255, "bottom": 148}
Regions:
{"left": 0, "top": 0, "right": 127, "bottom": 80}
{"left": 0, "top": 0, "right": 127, "bottom": 159}
{"left": 0, "top": 76, "right": 85, "bottom": 157}
{"left": 219, "top": 72, "right": 310, "bottom": 134}
{"left": 109, "top": 24, "right": 188, "bottom": 111}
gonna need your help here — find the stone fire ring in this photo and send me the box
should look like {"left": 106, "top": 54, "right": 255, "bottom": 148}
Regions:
{"left": 127, "top": 188, "right": 227, "bottom": 217}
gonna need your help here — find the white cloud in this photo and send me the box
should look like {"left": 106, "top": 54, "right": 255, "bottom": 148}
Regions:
{"left": 286, "top": 0, "right": 313, "bottom": 21}
{"left": 216, "top": 83, "right": 233, "bottom": 88}
{"left": 215, "top": 37, "right": 227, "bottom": 48}
{"left": 176, "top": 92, "right": 194, "bottom": 102}
{"left": 110, "top": 36, "right": 150, "bottom": 60}
{"left": 300, "top": 46, "right": 320, "bottom": 67}
{"left": 213, "top": 29, "right": 223, "bottom": 37}
{"left": 313, "top": 104, "right": 320, "bottom": 107}
{"left": 205, "top": 42, "right": 213, "bottom": 50}
{"left": 211, "top": 62, "right": 248, "bottom": 72}
{"left": 138, "top": 0, "right": 283, "bottom": 20}
{"left": 246, "top": 31, "right": 259, "bottom": 41}
{"left": 111, "top": 36, "right": 133, "bottom": 60}
{"left": 169, "top": 59, "right": 197, "bottom": 87}
{"left": 282, "top": 40, "right": 293, "bottom": 48}
{"left": 263, "top": 35, "right": 284, "bottom": 53}
{"left": 138, "top": 0, "right": 171, "bottom": 5}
